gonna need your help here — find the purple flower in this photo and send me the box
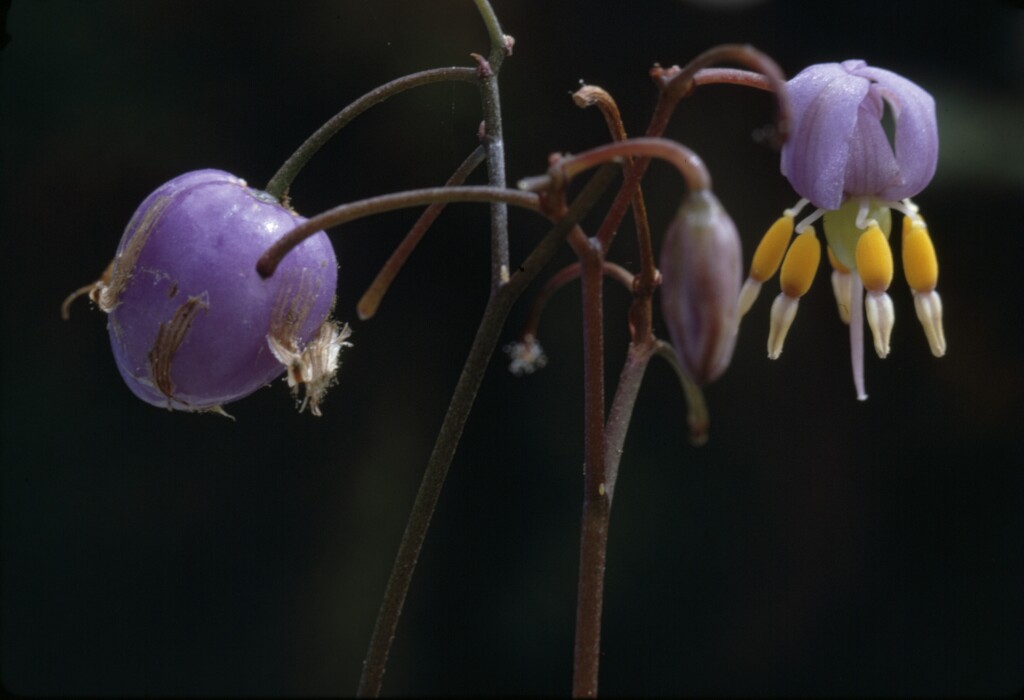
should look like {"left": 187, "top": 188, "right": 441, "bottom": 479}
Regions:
{"left": 781, "top": 59, "right": 938, "bottom": 211}
{"left": 737, "top": 61, "right": 945, "bottom": 400}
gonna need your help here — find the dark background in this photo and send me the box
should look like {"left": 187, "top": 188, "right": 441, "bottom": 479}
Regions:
{"left": 3, "top": 0, "right": 1022, "bottom": 695}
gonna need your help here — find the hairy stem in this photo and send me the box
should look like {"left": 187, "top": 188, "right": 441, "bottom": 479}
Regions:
{"left": 471, "top": 0, "right": 512, "bottom": 292}
{"left": 518, "top": 261, "right": 633, "bottom": 340}
{"left": 603, "top": 339, "right": 659, "bottom": 503}
{"left": 573, "top": 243, "right": 610, "bottom": 698}
{"left": 357, "top": 165, "right": 619, "bottom": 697}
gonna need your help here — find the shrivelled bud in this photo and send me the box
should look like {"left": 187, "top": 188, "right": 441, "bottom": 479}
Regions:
{"left": 659, "top": 189, "right": 742, "bottom": 385}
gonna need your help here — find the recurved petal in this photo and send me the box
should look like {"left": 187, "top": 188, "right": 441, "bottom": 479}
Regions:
{"left": 781, "top": 62, "right": 871, "bottom": 210}
{"left": 853, "top": 65, "right": 938, "bottom": 201}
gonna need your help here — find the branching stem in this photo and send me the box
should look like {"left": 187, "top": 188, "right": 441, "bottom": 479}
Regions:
{"left": 356, "top": 165, "right": 620, "bottom": 697}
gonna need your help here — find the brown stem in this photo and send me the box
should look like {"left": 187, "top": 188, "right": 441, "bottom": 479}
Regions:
{"left": 603, "top": 338, "right": 659, "bottom": 502}
{"left": 522, "top": 138, "right": 711, "bottom": 196}
{"left": 589, "top": 44, "right": 789, "bottom": 255}
{"left": 693, "top": 67, "right": 776, "bottom": 91}
{"left": 572, "top": 85, "right": 657, "bottom": 290}
{"left": 518, "top": 261, "right": 634, "bottom": 340}
{"left": 357, "top": 146, "right": 487, "bottom": 320}
{"left": 256, "top": 187, "right": 539, "bottom": 279}
{"left": 573, "top": 245, "right": 609, "bottom": 699}
{"left": 356, "top": 164, "right": 620, "bottom": 698}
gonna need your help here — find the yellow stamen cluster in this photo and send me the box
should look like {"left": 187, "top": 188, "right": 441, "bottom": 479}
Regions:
{"left": 739, "top": 198, "right": 947, "bottom": 367}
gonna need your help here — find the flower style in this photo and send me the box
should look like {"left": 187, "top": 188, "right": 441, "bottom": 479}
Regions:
{"left": 737, "top": 60, "right": 945, "bottom": 399}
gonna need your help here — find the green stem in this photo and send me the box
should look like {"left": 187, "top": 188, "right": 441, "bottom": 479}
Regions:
{"left": 263, "top": 66, "right": 478, "bottom": 200}
{"left": 356, "top": 164, "right": 619, "bottom": 697}
{"left": 471, "top": 0, "right": 508, "bottom": 72}
{"left": 470, "top": 0, "right": 512, "bottom": 292}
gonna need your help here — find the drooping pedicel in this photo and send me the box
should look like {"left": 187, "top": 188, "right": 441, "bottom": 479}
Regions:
{"left": 78, "top": 169, "right": 344, "bottom": 414}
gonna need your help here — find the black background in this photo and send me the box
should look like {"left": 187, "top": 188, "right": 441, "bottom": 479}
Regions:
{"left": 3, "top": 0, "right": 1022, "bottom": 695}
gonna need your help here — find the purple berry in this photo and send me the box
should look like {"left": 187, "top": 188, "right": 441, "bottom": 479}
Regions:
{"left": 92, "top": 169, "right": 344, "bottom": 415}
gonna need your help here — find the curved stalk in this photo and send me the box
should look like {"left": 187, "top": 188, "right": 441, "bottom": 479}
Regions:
{"left": 264, "top": 66, "right": 478, "bottom": 200}
{"left": 256, "top": 187, "right": 539, "bottom": 279}
{"left": 357, "top": 165, "right": 619, "bottom": 697}
{"left": 520, "top": 137, "right": 711, "bottom": 197}
{"left": 357, "top": 146, "right": 487, "bottom": 320}
{"left": 516, "top": 261, "right": 633, "bottom": 341}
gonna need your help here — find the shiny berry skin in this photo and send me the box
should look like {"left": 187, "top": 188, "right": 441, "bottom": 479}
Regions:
{"left": 102, "top": 169, "right": 339, "bottom": 412}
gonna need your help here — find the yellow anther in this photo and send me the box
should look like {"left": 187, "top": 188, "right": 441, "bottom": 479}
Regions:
{"left": 780, "top": 231, "right": 821, "bottom": 298}
{"left": 902, "top": 223, "right": 938, "bottom": 293}
{"left": 827, "top": 245, "right": 850, "bottom": 273}
{"left": 750, "top": 215, "right": 795, "bottom": 282}
{"left": 855, "top": 224, "right": 893, "bottom": 293}
{"left": 901, "top": 211, "right": 926, "bottom": 242}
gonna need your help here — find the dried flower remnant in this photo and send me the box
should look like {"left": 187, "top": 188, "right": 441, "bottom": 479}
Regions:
{"left": 737, "top": 60, "right": 944, "bottom": 399}
{"left": 505, "top": 335, "right": 548, "bottom": 376}
{"left": 267, "top": 268, "right": 352, "bottom": 416}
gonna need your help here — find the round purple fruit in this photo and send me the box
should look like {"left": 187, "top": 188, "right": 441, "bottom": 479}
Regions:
{"left": 85, "top": 169, "right": 346, "bottom": 415}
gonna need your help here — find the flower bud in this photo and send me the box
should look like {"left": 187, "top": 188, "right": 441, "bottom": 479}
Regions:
{"left": 659, "top": 189, "right": 742, "bottom": 385}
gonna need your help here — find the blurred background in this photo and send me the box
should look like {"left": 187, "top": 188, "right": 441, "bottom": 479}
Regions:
{"left": 2, "top": 0, "right": 1022, "bottom": 695}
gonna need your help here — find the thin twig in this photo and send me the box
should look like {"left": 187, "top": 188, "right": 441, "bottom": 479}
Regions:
{"left": 357, "top": 146, "right": 487, "bottom": 320}
{"left": 256, "top": 187, "right": 539, "bottom": 279}
{"left": 264, "top": 66, "right": 478, "bottom": 200}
